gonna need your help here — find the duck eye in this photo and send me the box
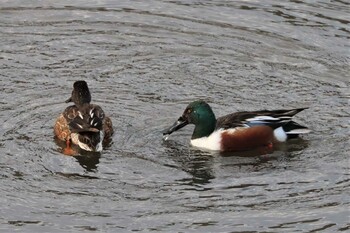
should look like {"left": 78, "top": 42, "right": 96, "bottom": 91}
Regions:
{"left": 187, "top": 108, "right": 192, "bottom": 114}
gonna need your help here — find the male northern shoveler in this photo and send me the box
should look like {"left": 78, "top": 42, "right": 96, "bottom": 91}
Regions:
{"left": 54, "top": 81, "right": 113, "bottom": 154}
{"left": 163, "top": 100, "right": 310, "bottom": 152}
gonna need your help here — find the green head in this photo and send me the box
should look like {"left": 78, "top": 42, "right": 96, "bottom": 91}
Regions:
{"left": 163, "top": 100, "right": 217, "bottom": 139}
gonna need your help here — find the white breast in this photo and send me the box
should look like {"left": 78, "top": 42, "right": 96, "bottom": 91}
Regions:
{"left": 190, "top": 130, "right": 222, "bottom": 151}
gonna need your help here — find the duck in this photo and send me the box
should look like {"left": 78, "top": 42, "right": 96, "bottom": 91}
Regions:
{"left": 54, "top": 81, "right": 114, "bottom": 154}
{"left": 163, "top": 100, "right": 310, "bottom": 152}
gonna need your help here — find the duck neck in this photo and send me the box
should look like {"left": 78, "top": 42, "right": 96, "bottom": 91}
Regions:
{"left": 191, "top": 116, "right": 216, "bottom": 139}
{"left": 76, "top": 102, "right": 90, "bottom": 112}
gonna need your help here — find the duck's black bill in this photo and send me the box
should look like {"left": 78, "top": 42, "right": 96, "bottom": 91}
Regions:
{"left": 65, "top": 97, "right": 72, "bottom": 103}
{"left": 163, "top": 116, "right": 188, "bottom": 136}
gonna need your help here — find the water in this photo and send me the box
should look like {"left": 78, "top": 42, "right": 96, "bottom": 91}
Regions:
{"left": 1, "top": 0, "right": 349, "bottom": 232}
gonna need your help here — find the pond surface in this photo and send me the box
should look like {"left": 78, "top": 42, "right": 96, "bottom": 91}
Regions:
{"left": 1, "top": 0, "right": 349, "bottom": 232}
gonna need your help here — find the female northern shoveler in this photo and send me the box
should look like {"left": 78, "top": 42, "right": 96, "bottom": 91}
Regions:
{"left": 54, "top": 81, "right": 113, "bottom": 154}
{"left": 163, "top": 100, "right": 310, "bottom": 152}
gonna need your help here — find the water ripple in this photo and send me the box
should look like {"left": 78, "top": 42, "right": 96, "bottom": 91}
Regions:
{"left": 0, "top": 0, "right": 349, "bottom": 232}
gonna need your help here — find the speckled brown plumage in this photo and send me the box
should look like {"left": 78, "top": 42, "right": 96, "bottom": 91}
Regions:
{"left": 54, "top": 81, "right": 114, "bottom": 152}
{"left": 54, "top": 105, "right": 114, "bottom": 147}
{"left": 54, "top": 113, "right": 71, "bottom": 142}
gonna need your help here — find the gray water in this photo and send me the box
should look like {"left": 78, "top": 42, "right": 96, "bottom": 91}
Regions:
{"left": 1, "top": 0, "right": 349, "bottom": 232}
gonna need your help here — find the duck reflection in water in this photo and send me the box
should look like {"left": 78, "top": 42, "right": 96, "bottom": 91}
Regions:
{"left": 74, "top": 152, "right": 101, "bottom": 172}
{"left": 163, "top": 139, "right": 215, "bottom": 186}
{"left": 54, "top": 137, "right": 101, "bottom": 171}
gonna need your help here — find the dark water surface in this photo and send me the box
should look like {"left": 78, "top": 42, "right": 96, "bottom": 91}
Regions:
{"left": 1, "top": 0, "right": 349, "bottom": 232}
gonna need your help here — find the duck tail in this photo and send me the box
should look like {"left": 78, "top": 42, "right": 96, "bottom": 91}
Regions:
{"left": 282, "top": 121, "right": 311, "bottom": 139}
{"left": 78, "top": 132, "right": 103, "bottom": 152}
